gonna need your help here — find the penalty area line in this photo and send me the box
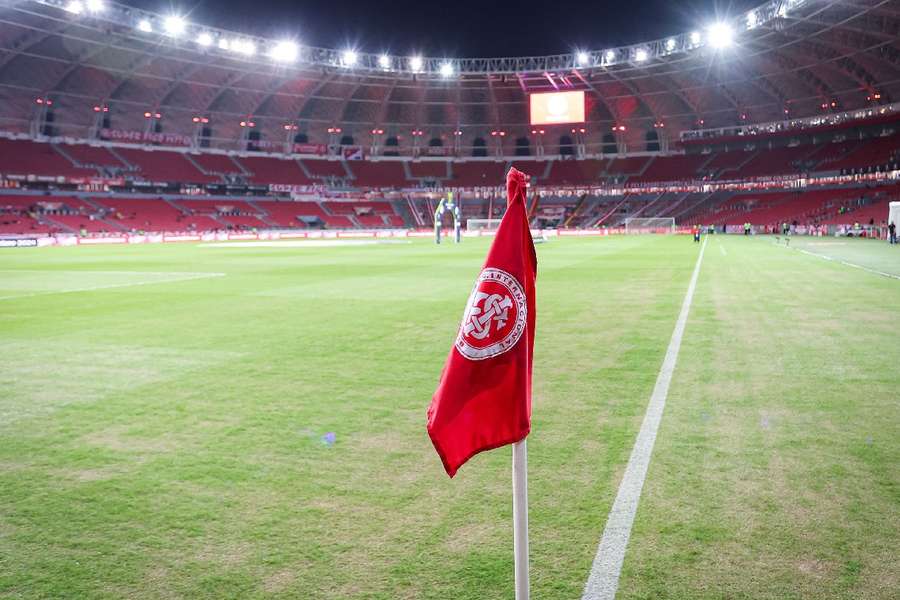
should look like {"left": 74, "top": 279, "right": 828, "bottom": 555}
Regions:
{"left": 0, "top": 272, "right": 225, "bottom": 302}
{"left": 582, "top": 236, "right": 707, "bottom": 600}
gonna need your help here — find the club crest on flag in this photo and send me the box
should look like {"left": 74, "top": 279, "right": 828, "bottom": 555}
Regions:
{"left": 455, "top": 267, "right": 527, "bottom": 361}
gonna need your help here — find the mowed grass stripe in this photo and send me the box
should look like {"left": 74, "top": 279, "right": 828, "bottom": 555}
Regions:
{"left": 582, "top": 236, "right": 707, "bottom": 600}
{"left": 616, "top": 235, "right": 900, "bottom": 600}
{"left": 0, "top": 237, "right": 698, "bottom": 599}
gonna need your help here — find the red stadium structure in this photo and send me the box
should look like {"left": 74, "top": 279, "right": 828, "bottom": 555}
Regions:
{"left": 1, "top": 0, "right": 900, "bottom": 242}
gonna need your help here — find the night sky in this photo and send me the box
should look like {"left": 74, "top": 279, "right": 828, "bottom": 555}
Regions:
{"left": 123, "top": 0, "right": 761, "bottom": 57}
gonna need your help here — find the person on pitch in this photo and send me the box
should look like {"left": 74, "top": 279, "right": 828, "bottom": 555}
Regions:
{"left": 889, "top": 221, "right": 897, "bottom": 245}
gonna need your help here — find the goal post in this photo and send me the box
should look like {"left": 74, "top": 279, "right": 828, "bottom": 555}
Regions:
{"left": 466, "top": 218, "right": 502, "bottom": 233}
{"left": 624, "top": 217, "right": 676, "bottom": 234}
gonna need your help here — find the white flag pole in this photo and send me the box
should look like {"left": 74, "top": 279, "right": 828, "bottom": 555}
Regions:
{"left": 512, "top": 439, "right": 530, "bottom": 600}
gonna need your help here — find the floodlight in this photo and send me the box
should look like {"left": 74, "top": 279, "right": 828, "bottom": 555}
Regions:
{"left": 378, "top": 54, "right": 391, "bottom": 69}
{"left": 342, "top": 50, "right": 358, "bottom": 67}
{"left": 233, "top": 39, "right": 256, "bottom": 55}
{"left": 197, "top": 32, "right": 213, "bottom": 47}
{"left": 218, "top": 38, "right": 230, "bottom": 50}
{"left": 164, "top": 15, "right": 186, "bottom": 36}
{"left": 409, "top": 55, "right": 423, "bottom": 72}
{"left": 137, "top": 19, "right": 152, "bottom": 33}
{"left": 86, "top": 0, "right": 104, "bottom": 12}
{"left": 271, "top": 41, "right": 298, "bottom": 62}
{"left": 707, "top": 23, "right": 734, "bottom": 49}
{"left": 576, "top": 51, "right": 589, "bottom": 66}
{"left": 65, "top": 1, "right": 83, "bottom": 14}
{"left": 439, "top": 62, "right": 454, "bottom": 77}
{"left": 635, "top": 48, "right": 649, "bottom": 62}
{"left": 690, "top": 31, "right": 701, "bottom": 45}
{"left": 665, "top": 38, "right": 676, "bottom": 51}
{"left": 746, "top": 11, "right": 758, "bottom": 28}
{"left": 604, "top": 49, "right": 615, "bottom": 62}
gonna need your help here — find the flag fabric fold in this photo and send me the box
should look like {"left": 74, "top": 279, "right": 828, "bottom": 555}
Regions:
{"left": 427, "top": 167, "right": 537, "bottom": 477}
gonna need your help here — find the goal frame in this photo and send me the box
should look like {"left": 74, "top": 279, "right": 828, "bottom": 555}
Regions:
{"left": 466, "top": 218, "right": 502, "bottom": 233}
{"left": 624, "top": 217, "right": 676, "bottom": 234}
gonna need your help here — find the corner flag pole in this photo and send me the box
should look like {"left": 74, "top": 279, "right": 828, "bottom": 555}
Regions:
{"left": 512, "top": 439, "right": 530, "bottom": 600}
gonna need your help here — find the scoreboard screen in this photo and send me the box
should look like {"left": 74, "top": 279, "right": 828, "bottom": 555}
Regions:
{"left": 529, "top": 91, "right": 585, "bottom": 125}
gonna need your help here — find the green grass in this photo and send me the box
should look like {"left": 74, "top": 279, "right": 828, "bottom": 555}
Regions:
{"left": 0, "top": 235, "right": 897, "bottom": 599}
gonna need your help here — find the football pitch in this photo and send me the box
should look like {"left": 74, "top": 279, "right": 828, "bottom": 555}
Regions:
{"left": 1, "top": 235, "right": 897, "bottom": 599}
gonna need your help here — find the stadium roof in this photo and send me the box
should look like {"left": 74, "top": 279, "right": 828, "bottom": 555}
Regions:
{"left": 1, "top": 0, "right": 899, "bottom": 152}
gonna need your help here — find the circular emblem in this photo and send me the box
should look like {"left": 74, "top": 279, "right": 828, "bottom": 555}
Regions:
{"left": 455, "top": 268, "right": 527, "bottom": 361}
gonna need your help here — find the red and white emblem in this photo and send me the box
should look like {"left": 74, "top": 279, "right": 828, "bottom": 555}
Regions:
{"left": 455, "top": 268, "right": 528, "bottom": 361}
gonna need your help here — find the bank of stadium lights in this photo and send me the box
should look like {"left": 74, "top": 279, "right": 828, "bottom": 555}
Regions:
{"left": 746, "top": 11, "right": 759, "bottom": 29}
{"left": 576, "top": 51, "right": 590, "bottom": 66}
{"left": 378, "top": 54, "right": 391, "bottom": 70}
{"left": 270, "top": 41, "right": 299, "bottom": 63}
{"left": 707, "top": 23, "right": 734, "bottom": 49}
{"left": 197, "top": 32, "right": 213, "bottom": 47}
{"left": 689, "top": 31, "right": 702, "bottom": 46}
{"left": 341, "top": 50, "right": 358, "bottom": 67}
{"left": 164, "top": 15, "right": 186, "bottom": 37}
{"left": 409, "top": 56, "right": 424, "bottom": 73}
{"left": 635, "top": 48, "right": 649, "bottom": 63}
{"left": 665, "top": 38, "right": 676, "bottom": 52}
{"left": 137, "top": 19, "right": 153, "bottom": 33}
{"left": 232, "top": 39, "right": 256, "bottom": 56}
{"left": 439, "top": 62, "right": 454, "bottom": 78}
{"left": 603, "top": 50, "right": 616, "bottom": 64}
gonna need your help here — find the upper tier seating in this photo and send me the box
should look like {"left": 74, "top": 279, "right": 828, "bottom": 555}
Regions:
{"left": 56, "top": 144, "right": 128, "bottom": 169}
{"left": 347, "top": 161, "right": 408, "bottom": 188}
{"left": 409, "top": 161, "right": 449, "bottom": 179}
{"left": 632, "top": 154, "right": 712, "bottom": 183}
{"left": 190, "top": 153, "right": 245, "bottom": 175}
{"left": 115, "top": 148, "right": 220, "bottom": 184}
{"left": 449, "top": 161, "right": 506, "bottom": 186}
{"left": 0, "top": 139, "right": 96, "bottom": 178}
{"left": 235, "top": 156, "right": 312, "bottom": 185}
{"left": 301, "top": 159, "right": 347, "bottom": 178}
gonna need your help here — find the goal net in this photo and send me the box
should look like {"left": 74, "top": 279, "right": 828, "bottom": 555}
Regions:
{"left": 466, "top": 218, "right": 502, "bottom": 233}
{"left": 624, "top": 217, "right": 676, "bottom": 234}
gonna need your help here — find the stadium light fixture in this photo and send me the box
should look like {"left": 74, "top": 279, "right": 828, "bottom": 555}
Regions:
{"left": 137, "top": 19, "right": 152, "bottom": 33}
{"left": 86, "top": 0, "right": 104, "bottom": 12}
{"left": 65, "top": 1, "right": 83, "bottom": 15}
{"left": 271, "top": 41, "right": 299, "bottom": 63}
{"left": 164, "top": 15, "right": 186, "bottom": 37}
{"left": 233, "top": 39, "right": 256, "bottom": 56}
{"left": 576, "top": 51, "right": 589, "bottom": 66}
{"left": 746, "top": 11, "right": 758, "bottom": 28}
{"left": 707, "top": 23, "right": 734, "bottom": 49}
{"left": 409, "top": 55, "right": 423, "bottom": 72}
{"left": 217, "top": 38, "right": 230, "bottom": 50}
{"left": 689, "top": 31, "right": 702, "bottom": 46}
{"left": 439, "top": 62, "right": 454, "bottom": 78}
{"left": 665, "top": 38, "right": 676, "bottom": 52}
{"left": 378, "top": 54, "right": 391, "bottom": 69}
{"left": 635, "top": 48, "right": 649, "bottom": 62}
{"left": 197, "top": 32, "right": 213, "bottom": 47}
{"left": 603, "top": 49, "right": 615, "bottom": 63}
{"left": 341, "top": 50, "right": 358, "bottom": 67}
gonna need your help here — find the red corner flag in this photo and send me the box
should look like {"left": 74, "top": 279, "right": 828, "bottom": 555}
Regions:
{"left": 427, "top": 167, "right": 537, "bottom": 477}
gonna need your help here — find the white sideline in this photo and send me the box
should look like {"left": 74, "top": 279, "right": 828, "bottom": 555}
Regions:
{"left": 794, "top": 247, "right": 900, "bottom": 281}
{"left": 0, "top": 272, "right": 225, "bottom": 301}
{"left": 582, "top": 236, "right": 707, "bottom": 600}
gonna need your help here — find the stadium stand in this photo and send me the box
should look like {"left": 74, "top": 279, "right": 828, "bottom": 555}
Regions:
{"left": 114, "top": 148, "right": 220, "bottom": 184}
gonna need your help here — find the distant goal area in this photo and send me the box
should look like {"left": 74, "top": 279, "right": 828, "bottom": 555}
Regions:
{"left": 624, "top": 218, "right": 676, "bottom": 234}
{"left": 466, "top": 218, "right": 502, "bottom": 233}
